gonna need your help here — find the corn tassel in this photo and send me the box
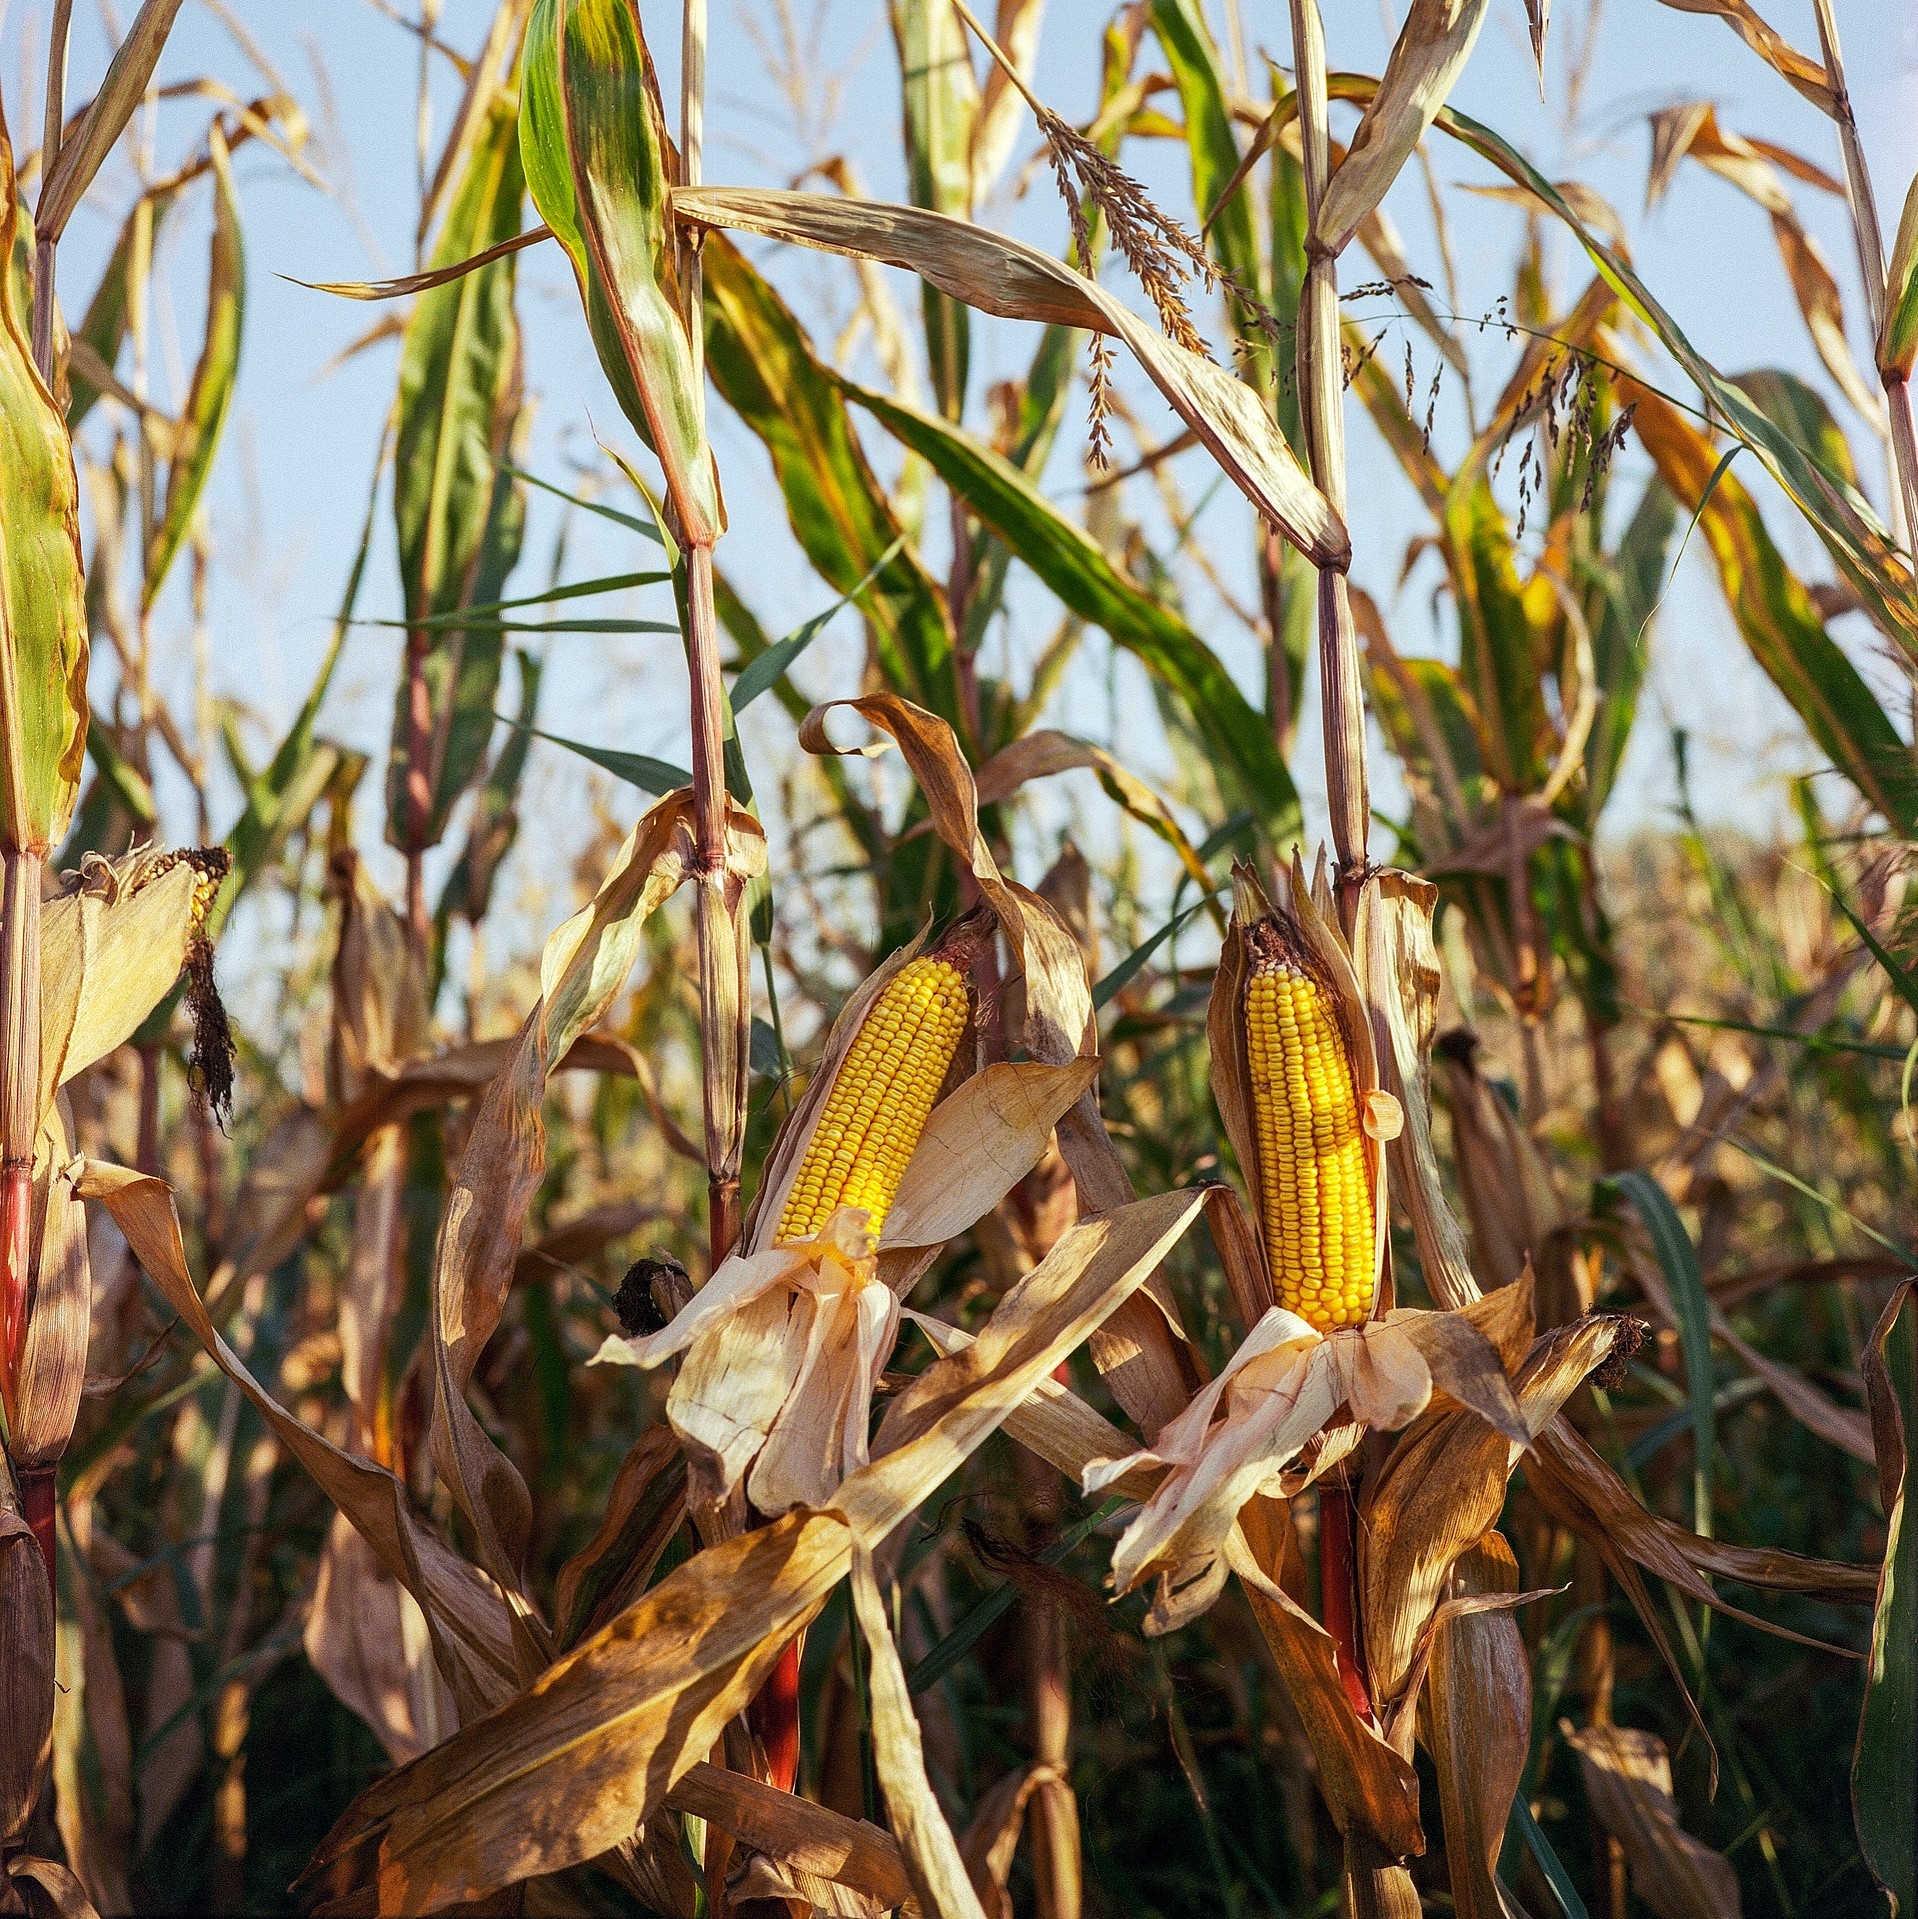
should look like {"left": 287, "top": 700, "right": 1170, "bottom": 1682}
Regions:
{"left": 1243, "top": 916, "right": 1374, "bottom": 1330}
{"left": 775, "top": 954, "right": 969, "bottom": 1243}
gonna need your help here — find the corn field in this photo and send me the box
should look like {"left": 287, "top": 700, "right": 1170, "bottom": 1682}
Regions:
{"left": 1, "top": 0, "right": 1915, "bottom": 1913}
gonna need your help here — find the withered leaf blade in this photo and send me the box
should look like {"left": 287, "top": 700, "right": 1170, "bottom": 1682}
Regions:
{"left": 675, "top": 186, "right": 1347, "bottom": 567}
{"left": 74, "top": 1162, "right": 526, "bottom": 1723}
{"left": 664, "top": 1759, "right": 912, "bottom": 1911}
{"left": 1852, "top": 1280, "right": 1916, "bottom": 1918}
{"left": 1231, "top": 1499, "right": 1424, "bottom": 1859}
{"left": 301, "top": 1191, "right": 1206, "bottom": 1912}
{"left": 1313, "top": 0, "right": 1494, "bottom": 259}
{"left": 851, "top": 1544, "right": 992, "bottom": 1919}
{"left": 1362, "top": 1313, "right": 1621, "bottom": 1723}
{"left": 1428, "top": 1532, "right": 1528, "bottom": 1919}
{"left": 1, "top": 1487, "right": 54, "bottom": 1846}
{"left": 1567, "top": 1720, "right": 1743, "bottom": 1918}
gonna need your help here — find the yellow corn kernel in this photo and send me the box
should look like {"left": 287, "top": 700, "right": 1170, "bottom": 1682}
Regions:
{"left": 1243, "top": 918, "right": 1374, "bottom": 1331}
{"left": 776, "top": 956, "right": 969, "bottom": 1243}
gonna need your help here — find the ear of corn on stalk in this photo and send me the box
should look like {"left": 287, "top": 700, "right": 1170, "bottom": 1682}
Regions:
{"left": 1243, "top": 914, "right": 1374, "bottom": 1330}
{"left": 775, "top": 950, "right": 971, "bottom": 1244}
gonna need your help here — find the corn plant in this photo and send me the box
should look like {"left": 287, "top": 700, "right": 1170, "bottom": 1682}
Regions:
{"left": 1, "top": 0, "right": 1914, "bottom": 1916}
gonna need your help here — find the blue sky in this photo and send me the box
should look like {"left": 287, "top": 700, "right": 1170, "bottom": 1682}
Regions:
{"left": 5, "top": 0, "right": 1916, "bottom": 974}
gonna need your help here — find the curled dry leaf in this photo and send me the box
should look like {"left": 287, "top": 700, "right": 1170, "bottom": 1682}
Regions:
{"left": 1653, "top": 0, "right": 1833, "bottom": 113}
{"left": 663, "top": 1759, "right": 911, "bottom": 1914}
{"left": 427, "top": 790, "right": 759, "bottom": 1620}
{"left": 851, "top": 1544, "right": 992, "bottom": 1919}
{"left": 1427, "top": 1532, "right": 1529, "bottom": 1919}
{"left": 802, "top": 691, "right": 1195, "bottom": 1433}
{"left": 1314, "top": 0, "right": 1493, "bottom": 259}
{"left": 673, "top": 186, "right": 1348, "bottom": 568}
{"left": 74, "top": 1163, "right": 525, "bottom": 1724}
{"left": 1229, "top": 1497, "right": 1424, "bottom": 1859}
{"left": 300, "top": 1190, "right": 1206, "bottom": 1913}
{"left": 906, "top": 1308, "right": 1158, "bottom": 1500}
{"left": 305, "top": 1515, "right": 456, "bottom": 1767}
{"left": 1566, "top": 1721, "right": 1743, "bottom": 1919}
{"left": 1362, "top": 1312, "right": 1622, "bottom": 1732}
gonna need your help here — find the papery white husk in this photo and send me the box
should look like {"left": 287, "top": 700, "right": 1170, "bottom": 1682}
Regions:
{"left": 1087, "top": 1311, "right": 1451, "bottom": 1632}
{"left": 591, "top": 1207, "right": 898, "bottom": 1515}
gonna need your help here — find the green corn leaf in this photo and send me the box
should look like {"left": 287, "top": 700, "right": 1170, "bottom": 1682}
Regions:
{"left": 1604, "top": 1170, "right": 1715, "bottom": 1541}
{"left": 1853, "top": 1283, "right": 1917, "bottom": 1918}
{"left": 500, "top": 714, "right": 689, "bottom": 797}
{"left": 1583, "top": 474, "right": 1676, "bottom": 818}
{"left": 389, "top": 92, "right": 528, "bottom": 854}
{"left": 1880, "top": 169, "right": 1918, "bottom": 379}
{"left": 1732, "top": 368, "right": 1860, "bottom": 493}
{"left": 145, "top": 127, "right": 244, "bottom": 611}
{"left": 0, "top": 101, "right": 88, "bottom": 855}
{"left": 521, "top": 0, "right": 719, "bottom": 543}
{"left": 840, "top": 377, "right": 1303, "bottom": 850}
{"left": 892, "top": 0, "right": 974, "bottom": 419}
{"left": 702, "top": 234, "right": 959, "bottom": 719}
{"left": 442, "top": 649, "right": 543, "bottom": 929}
{"left": 1633, "top": 389, "right": 1918, "bottom": 834}
{"left": 1509, "top": 1800, "right": 1590, "bottom": 1919}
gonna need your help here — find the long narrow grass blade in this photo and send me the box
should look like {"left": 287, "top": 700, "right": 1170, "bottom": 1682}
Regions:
{"left": 851, "top": 1545, "right": 993, "bottom": 1919}
{"left": 1853, "top": 1282, "right": 1917, "bottom": 1917}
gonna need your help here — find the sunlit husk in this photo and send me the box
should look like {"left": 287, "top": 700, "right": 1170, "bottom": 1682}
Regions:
{"left": 299, "top": 1192, "right": 1206, "bottom": 1913}
{"left": 1208, "top": 855, "right": 1401, "bottom": 1331}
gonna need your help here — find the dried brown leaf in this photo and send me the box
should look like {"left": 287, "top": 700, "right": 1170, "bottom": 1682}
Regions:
{"left": 1427, "top": 1532, "right": 1529, "bottom": 1919}
{"left": 1314, "top": 0, "right": 1493, "bottom": 257}
{"left": 664, "top": 1759, "right": 912, "bottom": 1911}
{"left": 300, "top": 1191, "right": 1206, "bottom": 1912}
{"left": 1566, "top": 1721, "right": 1742, "bottom": 1919}
{"left": 75, "top": 1163, "right": 526, "bottom": 1722}
{"left": 674, "top": 187, "right": 1348, "bottom": 565}
{"left": 852, "top": 1544, "right": 991, "bottom": 1919}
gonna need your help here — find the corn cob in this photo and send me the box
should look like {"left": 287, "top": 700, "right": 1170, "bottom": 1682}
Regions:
{"left": 775, "top": 952, "right": 970, "bottom": 1244}
{"left": 1243, "top": 915, "right": 1373, "bottom": 1330}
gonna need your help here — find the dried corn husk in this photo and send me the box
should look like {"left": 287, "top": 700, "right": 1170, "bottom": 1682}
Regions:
{"left": 597, "top": 1041, "right": 1097, "bottom": 1514}
{"left": 299, "top": 1190, "right": 1205, "bottom": 1913}
{"left": 1566, "top": 1721, "right": 1743, "bottom": 1919}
